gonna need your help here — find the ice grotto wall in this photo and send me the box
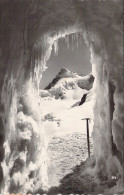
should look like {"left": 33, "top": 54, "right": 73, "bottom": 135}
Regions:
{"left": 0, "top": 0, "right": 123, "bottom": 193}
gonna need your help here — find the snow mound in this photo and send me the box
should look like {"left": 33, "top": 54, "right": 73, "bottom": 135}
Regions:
{"left": 39, "top": 90, "right": 51, "bottom": 97}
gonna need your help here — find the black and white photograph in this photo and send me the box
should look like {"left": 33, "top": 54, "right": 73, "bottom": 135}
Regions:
{"left": 0, "top": 0, "right": 123, "bottom": 194}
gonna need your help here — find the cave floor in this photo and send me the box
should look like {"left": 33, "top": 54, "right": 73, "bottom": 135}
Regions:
{"left": 46, "top": 156, "right": 117, "bottom": 194}
{"left": 47, "top": 132, "right": 93, "bottom": 187}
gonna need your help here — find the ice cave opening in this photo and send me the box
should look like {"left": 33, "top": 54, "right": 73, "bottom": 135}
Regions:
{"left": 0, "top": 0, "right": 123, "bottom": 194}
{"left": 39, "top": 32, "right": 95, "bottom": 187}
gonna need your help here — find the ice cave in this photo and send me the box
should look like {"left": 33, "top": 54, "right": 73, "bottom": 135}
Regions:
{"left": 0, "top": 0, "right": 123, "bottom": 194}
{"left": 39, "top": 33, "right": 94, "bottom": 188}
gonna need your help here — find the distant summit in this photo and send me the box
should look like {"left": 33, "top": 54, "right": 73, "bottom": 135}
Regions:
{"left": 40, "top": 68, "right": 95, "bottom": 108}
{"left": 57, "top": 68, "right": 68, "bottom": 75}
{"left": 45, "top": 68, "right": 78, "bottom": 90}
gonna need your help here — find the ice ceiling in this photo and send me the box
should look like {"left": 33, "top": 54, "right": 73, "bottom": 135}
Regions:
{"left": 0, "top": 0, "right": 123, "bottom": 193}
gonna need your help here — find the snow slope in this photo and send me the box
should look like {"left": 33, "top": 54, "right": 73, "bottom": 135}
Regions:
{"left": 40, "top": 68, "right": 95, "bottom": 139}
{"left": 40, "top": 69, "right": 95, "bottom": 187}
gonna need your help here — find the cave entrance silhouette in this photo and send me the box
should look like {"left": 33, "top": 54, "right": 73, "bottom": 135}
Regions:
{"left": 0, "top": 0, "right": 123, "bottom": 193}
{"left": 39, "top": 31, "right": 94, "bottom": 187}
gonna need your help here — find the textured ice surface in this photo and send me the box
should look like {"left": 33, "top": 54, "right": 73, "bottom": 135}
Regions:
{"left": 47, "top": 132, "right": 93, "bottom": 187}
{"left": 0, "top": 0, "right": 123, "bottom": 193}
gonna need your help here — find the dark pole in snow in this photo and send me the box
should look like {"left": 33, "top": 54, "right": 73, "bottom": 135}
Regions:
{"left": 81, "top": 118, "right": 90, "bottom": 157}
{"left": 86, "top": 118, "right": 90, "bottom": 157}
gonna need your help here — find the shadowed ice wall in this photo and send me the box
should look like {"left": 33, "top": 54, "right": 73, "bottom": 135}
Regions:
{"left": 0, "top": 0, "right": 123, "bottom": 193}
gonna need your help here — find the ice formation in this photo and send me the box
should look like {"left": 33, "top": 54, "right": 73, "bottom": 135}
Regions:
{"left": 0, "top": 0, "right": 123, "bottom": 193}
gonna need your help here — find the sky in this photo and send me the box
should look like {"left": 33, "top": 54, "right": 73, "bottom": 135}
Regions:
{"left": 40, "top": 33, "right": 92, "bottom": 89}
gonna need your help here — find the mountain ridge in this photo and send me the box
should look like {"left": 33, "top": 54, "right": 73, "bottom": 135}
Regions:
{"left": 44, "top": 68, "right": 94, "bottom": 91}
{"left": 45, "top": 68, "right": 78, "bottom": 90}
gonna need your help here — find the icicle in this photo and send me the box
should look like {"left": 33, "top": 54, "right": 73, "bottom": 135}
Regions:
{"left": 74, "top": 33, "right": 76, "bottom": 40}
{"left": 76, "top": 32, "right": 80, "bottom": 48}
{"left": 71, "top": 34, "right": 74, "bottom": 50}
{"left": 53, "top": 39, "right": 58, "bottom": 56}
{"left": 76, "top": 36, "right": 79, "bottom": 48}
{"left": 65, "top": 36, "right": 67, "bottom": 48}
{"left": 80, "top": 33, "right": 82, "bottom": 46}
{"left": 66, "top": 35, "right": 69, "bottom": 49}
{"left": 80, "top": 32, "right": 83, "bottom": 46}
{"left": 75, "top": 32, "right": 78, "bottom": 45}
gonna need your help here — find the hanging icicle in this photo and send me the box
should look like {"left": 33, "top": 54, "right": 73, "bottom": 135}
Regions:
{"left": 76, "top": 32, "right": 80, "bottom": 48}
{"left": 53, "top": 39, "right": 58, "bottom": 56}
{"left": 65, "top": 35, "right": 69, "bottom": 49}
{"left": 76, "top": 32, "right": 78, "bottom": 40}
{"left": 71, "top": 34, "right": 74, "bottom": 50}
{"left": 73, "top": 33, "right": 76, "bottom": 40}
{"left": 79, "top": 32, "right": 83, "bottom": 46}
{"left": 76, "top": 37, "right": 79, "bottom": 48}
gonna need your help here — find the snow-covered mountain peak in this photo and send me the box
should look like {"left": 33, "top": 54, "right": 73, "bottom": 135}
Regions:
{"left": 57, "top": 68, "right": 78, "bottom": 78}
{"left": 57, "top": 68, "right": 69, "bottom": 75}
{"left": 41, "top": 68, "right": 94, "bottom": 101}
{"left": 45, "top": 68, "right": 78, "bottom": 90}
